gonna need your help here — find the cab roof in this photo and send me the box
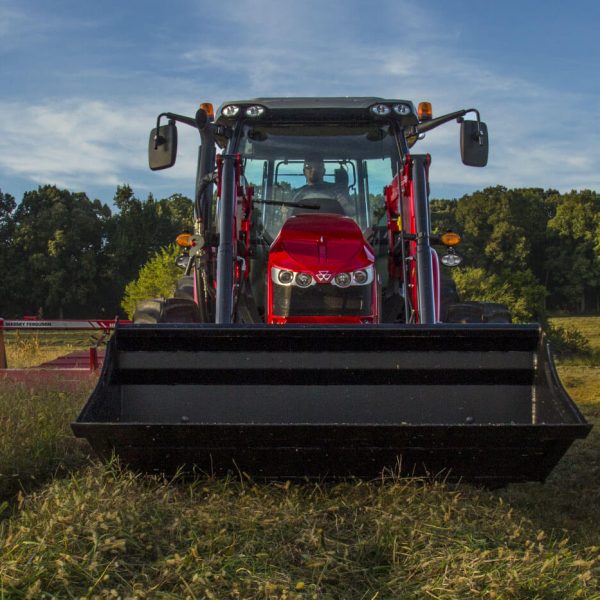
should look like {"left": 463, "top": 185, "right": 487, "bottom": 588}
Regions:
{"left": 214, "top": 97, "right": 419, "bottom": 127}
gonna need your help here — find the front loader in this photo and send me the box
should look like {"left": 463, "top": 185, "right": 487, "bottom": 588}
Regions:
{"left": 73, "top": 97, "right": 590, "bottom": 484}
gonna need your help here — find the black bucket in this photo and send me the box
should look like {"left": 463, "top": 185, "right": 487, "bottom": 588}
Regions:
{"left": 72, "top": 323, "right": 591, "bottom": 484}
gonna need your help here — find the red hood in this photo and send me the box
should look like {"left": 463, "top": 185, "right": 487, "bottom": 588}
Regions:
{"left": 270, "top": 214, "right": 374, "bottom": 273}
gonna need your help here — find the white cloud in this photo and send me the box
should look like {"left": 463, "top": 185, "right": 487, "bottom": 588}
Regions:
{"left": 173, "top": 3, "right": 600, "bottom": 197}
{"left": 0, "top": 99, "right": 196, "bottom": 190}
{"left": 1, "top": 0, "right": 599, "bottom": 201}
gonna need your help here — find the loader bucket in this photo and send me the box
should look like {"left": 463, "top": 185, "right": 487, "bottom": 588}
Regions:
{"left": 72, "top": 324, "right": 591, "bottom": 484}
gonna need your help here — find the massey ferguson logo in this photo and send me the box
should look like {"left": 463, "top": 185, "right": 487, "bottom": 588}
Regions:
{"left": 315, "top": 271, "right": 332, "bottom": 283}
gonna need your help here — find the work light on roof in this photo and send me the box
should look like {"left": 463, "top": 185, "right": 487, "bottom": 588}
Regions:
{"left": 370, "top": 104, "right": 391, "bottom": 117}
{"left": 221, "top": 105, "right": 240, "bottom": 117}
{"left": 393, "top": 103, "right": 412, "bottom": 116}
{"left": 245, "top": 105, "right": 265, "bottom": 118}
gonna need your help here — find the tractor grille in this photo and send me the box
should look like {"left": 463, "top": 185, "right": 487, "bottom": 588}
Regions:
{"left": 272, "top": 283, "right": 373, "bottom": 317}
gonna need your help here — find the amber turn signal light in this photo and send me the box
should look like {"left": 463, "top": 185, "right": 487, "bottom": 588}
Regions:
{"left": 440, "top": 231, "right": 461, "bottom": 247}
{"left": 176, "top": 233, "right": 194, "bottom": 247}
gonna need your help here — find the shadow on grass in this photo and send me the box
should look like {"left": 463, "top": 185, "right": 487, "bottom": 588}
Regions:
{"left": 495, "top": 385, "right": 599, "bottom": 547}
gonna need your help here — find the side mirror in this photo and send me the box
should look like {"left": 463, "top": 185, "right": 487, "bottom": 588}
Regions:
{"left": 148, "top": 121, "right": 177, "bottom": 170}
{"left": 460, "top": 120, "right": 488, "bottom": 167}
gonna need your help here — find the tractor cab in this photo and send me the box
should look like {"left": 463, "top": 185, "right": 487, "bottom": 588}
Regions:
{"left": 232, "top": 119, "right": 398, "bottom": 323}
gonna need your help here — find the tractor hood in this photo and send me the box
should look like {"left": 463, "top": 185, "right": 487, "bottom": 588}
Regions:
{"left": 269, "top": 214, "right": 375, "bottom": 273}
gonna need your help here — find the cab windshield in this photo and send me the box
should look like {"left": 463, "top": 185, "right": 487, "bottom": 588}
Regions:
{"left": 239, "top": 123, "right": 402, "bottom": 240}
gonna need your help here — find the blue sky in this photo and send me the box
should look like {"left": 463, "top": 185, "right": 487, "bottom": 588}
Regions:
{"left": 1, "top": 0, "right": 599, "bottom": 207}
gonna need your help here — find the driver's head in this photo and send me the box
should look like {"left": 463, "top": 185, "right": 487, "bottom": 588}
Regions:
{"left": 303, "top": 155, "right": 325, "bottom": 185}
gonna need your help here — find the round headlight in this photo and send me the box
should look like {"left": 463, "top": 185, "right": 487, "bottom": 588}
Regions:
{"left": 370, "top": 104, "right": 391, "bottom": 117}
{"left": 334, "top": 272, "right": 352, "bottom": 287}
{"left": 278, "top": 270, "right": 294, "bottom": 284}
{"left": 295, "top": 272, "right": 313, "bottom": 288}
{"left": 393, "top": 103, "right": 412, "bottom": 116}
{"left": 441, "top": 252, "right": 463, "bottom": 267}
{"left": 221, "top": 105, "right": 240, "bottom": 117}
{"left": 245, "top": 105, "right": 265, "bottom": 118}
{"left": 353, "top": 269, "right": 369, "bottom": 285}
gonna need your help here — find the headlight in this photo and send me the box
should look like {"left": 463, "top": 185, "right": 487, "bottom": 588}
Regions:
{"left": 334, "top": 272, "right": 352, "bottom": 288}
{"left": 272, "top": 266, "right": 373, "bottom": 287}
{"left": 221, "top": 105, "right": 240, "bottom": 117}
{"left": 277, "top": 270, "right": 294, "bottom": 285}
{"left": 295, "top": 272, "right": 313, "bottom": 288}
{"left": 272, "top": 267, "right": 315, "bottom": 287}
{"left": 353, "top": 269, "right": 368, "bottom": 284}
{"left": 393, "top": 103, "right": 412, "bottom": 116}
{"left": 331, "top": 266, "right": 374, "bottom": 287}
{"left": 370, "top": 104, "right": 391, "bottom": 117}
{"left": 245, "top": 105, "right": 265, "bottom": 118}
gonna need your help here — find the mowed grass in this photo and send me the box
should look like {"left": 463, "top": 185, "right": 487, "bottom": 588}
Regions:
{"left": 0, "top": 319, "right": 599, "bottom": 598}
{"left": 2, "top": 463, "right": 599, "bottom": 599}
{"left": 3, "top": 330, "right": 96, "bottom": 368}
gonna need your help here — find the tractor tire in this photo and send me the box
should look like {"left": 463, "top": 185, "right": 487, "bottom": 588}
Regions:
{"left": 477, "top": 302, "right": 512, "bottom": 324}
{"left": 174, "top": 276, "right": 195, "bottom": 302}
{"left": 445, "top": 303, "right": 486, "bottom": 323}
{"left": 445, "top": 301, "right": 511, "bottom": 324}
{"left": 439, "top": 274, "right": 460, "bottom": 322}
{"left": 133, "top": 298, "right": 202, "bottom": 324}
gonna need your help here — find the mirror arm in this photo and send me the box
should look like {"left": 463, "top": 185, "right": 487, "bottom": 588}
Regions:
{"left": 163, "top": 112, "right": 198, "bottom": 128}
{"left": 456, "top": 109, "right": 485, "bottom": 146}
{"left": 409, "top": 108, "right": 482, "bottom": 137}
{"left": 154, "top": 111, "right": 198, "bottom": 146}
{"left": 153, "top": 114, "right": 170, "bottom": 149}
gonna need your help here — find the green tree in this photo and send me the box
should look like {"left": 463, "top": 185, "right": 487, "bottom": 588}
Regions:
{"left": 121, "top": 245, "right": 181, "bottom": 318}
{"left": 431, "top": 198, "right": 459, "bottom": 236}
{"left": 101, "top": 185, "right": 193, "bottom": 315}
{"left": 449, "top": 187, "right": 561, "bottom": 318}
{"left": 0, "top": 190, "right": 17, "bottom": 316}
{"left": 454, "top": 187, "right": 554, "bottom": 276}
{"left": 545, "top": 190, "right": 600, "bottom": 312}
{"left": 452, "top": 267, "right": 547, "bottom": 322}
{"left": 9, "top": 186, "right": 110, "bottom": 318}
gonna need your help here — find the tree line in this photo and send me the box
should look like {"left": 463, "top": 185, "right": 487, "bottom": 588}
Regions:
{"left": 0, "top": 184, "right": 599, "bottom": 319}
{"left": 0, "top": 185, "right": 192, "bottom": 318}
{"left": 431, "top": 186, "right": 600, "bottom": 320}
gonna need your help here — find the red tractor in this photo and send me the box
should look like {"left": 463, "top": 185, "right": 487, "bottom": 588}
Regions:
{"left": 73, "top": 97, "right": 590, "bottom": 485}
{"left": 137, "top": 98, "right": 493, "bottom": 327}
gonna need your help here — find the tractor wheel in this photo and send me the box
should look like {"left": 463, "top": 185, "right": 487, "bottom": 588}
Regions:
{"left": 439, "top": 274, "right": 460, "bottom": 322}
{"left": 445, "top": 303, "right": 485, "bottom": 323}
{"left": 445, "top": 302, "right": 512, "bottom": 324}
{"left": 478, "top": 302, "right": 512, "bottom": 323}
{"left": 133, "top": 298, "right": 202, "bottom": 324}
{"left": 174, "top": 276, "right": 195, "bottom": 302}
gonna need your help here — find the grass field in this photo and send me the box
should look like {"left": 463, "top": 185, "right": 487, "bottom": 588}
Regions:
{"left": 550, "top": 317, "right": 600, "bottom": 352}
{"left": 3, "top": 330, "right": 97, "bottom": 368}
{"left": 1, "top": 319, "right": 599, "bottom": 598}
